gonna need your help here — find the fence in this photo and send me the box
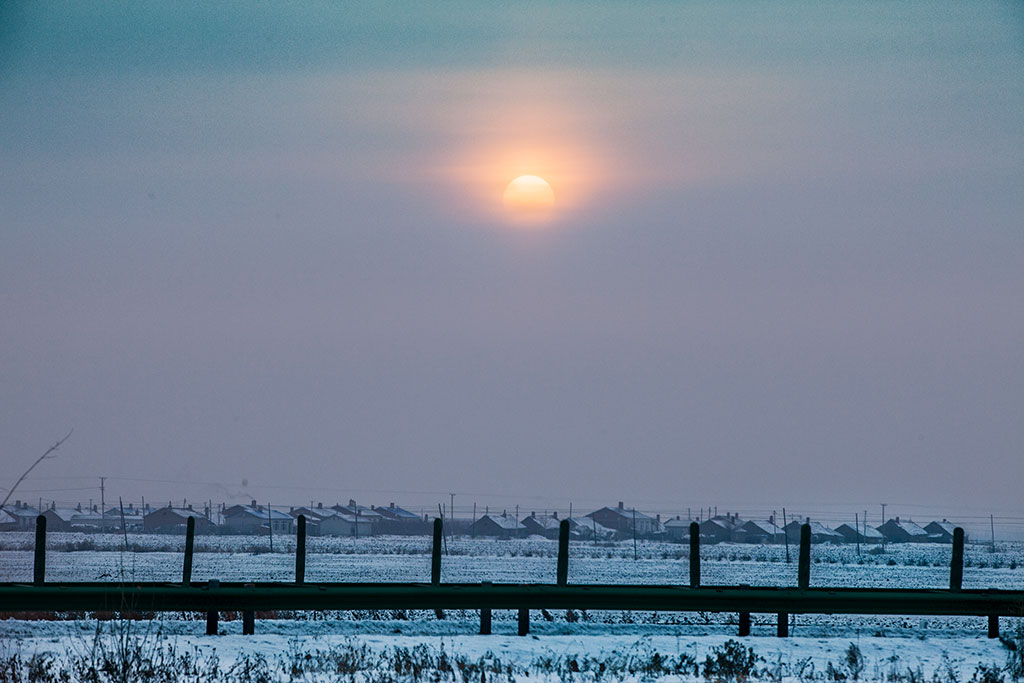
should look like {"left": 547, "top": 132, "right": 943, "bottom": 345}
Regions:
{"left": 2, "top": 516, "right": 1022, "bottom": 638}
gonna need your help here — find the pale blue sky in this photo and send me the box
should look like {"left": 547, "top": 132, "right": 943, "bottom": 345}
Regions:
{"left": 2, "top": 1, "right": 1022, "bottom": 524}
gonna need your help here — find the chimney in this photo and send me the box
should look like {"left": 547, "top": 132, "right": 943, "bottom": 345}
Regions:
{"left": 317, "top": 502, "right": 323, "bottom": 509}
{"left": 531, "top": 511, "right": 536, "bottom": 518}
{"left": 349, "top": 499, "right": 356, "bottom": 508}
{"left": 553, "top": 511, "right": 558, "bottom": 519}
{"left": 390, "top": 502, "right": 395, "bottom": 510}
{"left": 617, "top": 501, "right": 624, "bottom": 510}
{"left": 656, "top": 514, "right": 661, "bottom": 523}
{"left": 14, "top": 500, "right": 19, "bottom": 508}
{"left": 187, "top": 504, "right": 193, "bottom": 511}
{"left": 76, "top": 503, "right": 82, "bottom": 512}
{"left": 676, "top": 515, "right": 681, "bottom": 520}
{"left": 769, "top": 514, "right": 775, "bottom": 525}
{"left": 251, "top": 499, "right": 257, "bottom": 508}
{"left": 896, "top": 516, "right": 900, "bottom": 523}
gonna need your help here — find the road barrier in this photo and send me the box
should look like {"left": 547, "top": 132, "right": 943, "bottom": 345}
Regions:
{"left": 2, "top": 517, "right": 1021, "bottom": 638}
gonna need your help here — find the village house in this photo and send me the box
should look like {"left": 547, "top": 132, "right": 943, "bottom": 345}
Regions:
{"left": 144, "top": 505, "right": 214, "bottom": 533}
{"left": 700, "top": 514, "right": 744, "bottom": 544}
{"left": 3, "top": 501, "right": 42, "bottom": 531}
{"left": 784, "top": 519, "right": 843, "bottom": 544}
{"left": 663, "top": 516, "right": 692, "bottom": 542}
{"left": 737, "top": 518, "right": 786, "bottom": 544}
{"left": 319, "top": 510, "right": 373, "bottom": 537}
{"left": 586, "top": 502, "right": 660, "bottom": 537}
{"left": 331, "top": 500, "right": 383, "bottom": 533}
{"left": 223, "top": 502, "right": 293, "bottom": 535}
{"left": 0, "top": 509, "right": 19, "bottom": 531}
{"left": 834, "top": 523, "right": 884, "bottom": 544}
{"left": 924, "top": 520, "right": 959, "bottom": 544}
{"left": 372, "top": 503, "right": 430, "bottom": 535}
{"left": 521, "top": 512, "right": 563, "bottom": 539}
{"left": 469, "top": 512, "right": 525, "bottom": 538}
{"left": 877, "top": 517, "right": 929, "bottom": 543}
{"left": 103, "top": 504, "right": 148, "bottom": 531}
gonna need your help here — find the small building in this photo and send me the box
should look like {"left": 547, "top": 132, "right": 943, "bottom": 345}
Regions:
{"left": 877, "top": 517, "right": 929, "bottom": 543}
{"left": 700, "top": 515, "right": 744, "bottom": 544}
{"left": 331, "top": 500, "right": 384, "bottom": 532}
{"left": 144, "top": 506, "right": 213, "bottom": 533}
{"left": 784, "top": 519, "right": 843, "bottom": 544}
{"left": 103, "top": 504, "right": 147, "bottom": 531}
{"left": 521, "top": 512, "right": 563, "bottom": 539}
{"left": 223, "top": 502, "right": 294, "bottom": 535}
{"left": 469, "top": 513, "right": 525, "bottom": 538}
{"left": 565, "top": 516, "right": 615, "bottom": 541}
{"left": 664, "top": 517, "right": 693, "bottom": 542}
{"left": 924, "top": 520, "right": 959, "bottom": 544}
{"left": 319, "top": 510, "right": 373, "bottom": 537}
{"left": 4, "top": 501, "right": 42, "bottom": 531}
{"left": 737, "top": 519, "right": 786, "bottom": 544}
{"left": 586, "top": 502, "right": 660, "bottom": 536}
{"left": 0, "top": 509, "right": 19, "bottom": 531}
{"left": 373, "top": 503, "right": 431, "bottom": 535}
{"left": 834, "top": 523, "right": 884, "bottom": 544}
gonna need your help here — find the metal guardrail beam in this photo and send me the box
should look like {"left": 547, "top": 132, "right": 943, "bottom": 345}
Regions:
{"left": 2, "top": 582, "right": 1022, "bottom": 616}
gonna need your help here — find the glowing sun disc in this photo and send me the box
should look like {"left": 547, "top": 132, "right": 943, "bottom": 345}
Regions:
{"left": 503, "top": 175, "right": 555, "bottom": 211}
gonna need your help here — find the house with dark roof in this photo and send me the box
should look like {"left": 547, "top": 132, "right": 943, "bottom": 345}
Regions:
{"left": 223, "top": 502, "right": 293, "bottom": 535}
{"left": 0, "top": 509, "right": 19, "bottom": 531}
{"left": 924, "top": 520, "right": 959, "bottom": 544}
{"left": 373, "top": 502, "right": 430, "bottom": 535}
{"left": 835, "top": 523, "right": 884, "bottom": 544}
{"left": 737, "top": 519, "right": 786, "bottom": 544}
{"left": 521, "top": 512, "right": 563, "bottom": 539}
{"left": 877, "top": 517, "right": 928, "bottom": 543}
{"left": 469, "top": 513, "right": 525, "bottom": 538}
{"left": 144, "top": 506, "right": 214, "bottom": 533}
{"left": 700, "top": 517, "right": 737, "bottom": 544}
{"left": 586, "top": 502, "right": 660, "bottom": 537}
{"left": 784, "top": 519, "right": 843, "bottom": 544}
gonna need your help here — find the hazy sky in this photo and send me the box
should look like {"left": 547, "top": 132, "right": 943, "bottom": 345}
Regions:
{"left": 2, "top": 2, "right": 1022, "bottom": 525}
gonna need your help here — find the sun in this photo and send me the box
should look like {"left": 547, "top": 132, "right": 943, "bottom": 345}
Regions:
{"left": 503, "top": 175, "right": 555, "bottom": 212}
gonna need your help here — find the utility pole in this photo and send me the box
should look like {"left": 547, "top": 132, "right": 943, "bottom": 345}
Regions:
{"left": 990, "top": 514, "right": 996, "bottom": 552}
{"left": 632, "top": 507, "right": 638, "bottom": 561}
{"left": 854, "top": 512, "right": 860, "bottom": 555}
{"left": 99, "top": 477, "right": 106, "bottom": 532}
{"left": 782, "top": 507, "right": 790, "bottom": 563}
{"left": 881, "top": 503, "right": 886, "bottom": 526}
{"left": 450, "top": 493, "right": 455, "bottom": 543}
{"left": 880, "top": 504, "right": 887, "bottom": 552}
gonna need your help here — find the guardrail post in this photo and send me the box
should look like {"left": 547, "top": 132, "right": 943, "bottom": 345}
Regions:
{"left": 183, "top": 516, "right": 195, "bottom": 585}
{"left": 518, "top": 607, "right": 529, "bottom": 636}
{"left": 798, "top": 524, "right": 811, "bottom": 589}
{"left": 557, "top": 520, "right": 570, "bottom": 586}
{"left": 296, "top": 515, "right": 306, "bottom": 584}
{"left": 689, "top": 522, "right": 700, "bottom": 588}
{"left": 243, "top": 586, "right": 255, "bottom": 636}
{"left": 950, "top": 527, "right": 964, "bottom": 591}
{"left": 739, "top": 611, "right": 751, "bottom": 636}
{"left": 33, "top": 515, "right": 46, "bottom": 586}
{"left": 988, "top": 615, "right": 999, "bottom": 639}
{"left": 480, "top": 581, "right": 492, "bottom": 635}
{"left": 206, "top": 580, "right": 219, "bottom": 635}
{"left": 432, "top": 518, "right": 444, "bottom": 620}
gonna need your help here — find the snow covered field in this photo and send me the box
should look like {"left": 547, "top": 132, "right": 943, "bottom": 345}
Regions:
{"left": 2, "top": 534, "right": 1023, "bottom": 680}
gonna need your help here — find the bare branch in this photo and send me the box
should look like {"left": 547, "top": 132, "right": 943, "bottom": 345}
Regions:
{"left": 0, "top": 429, "right": 73, "bottom": 513}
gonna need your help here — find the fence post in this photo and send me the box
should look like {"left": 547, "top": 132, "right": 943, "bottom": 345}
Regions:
{"left": 777, "top": 612, "right": 789, "bottom": 638}
{"left": 557, "top": 520, "right": 570, "bottom": 586}
{"left": 689, "top": 522, "right": 700, "bottom": 588}
{"left": 296, "top": 515, "right": 306, "bottom": 584}
{"left": 950, "top": 527, "right": 964, "bottom": 591}
{"left": 243, "top": 587, "right": 255, "bottom": 636}
{"left": 518, "top": 607, "right": 530, "bottom": 636}
{"left": 33, "top": 515, "right": 46, "bottom": 586}
{"left": 988, "top": 615, "right": 999, "bottom": 639}
{"left": 739, "top": 611, "right": 751, "bottom": 637}
{"left": 798, "top": 524, "right": 811, "bottom": 589}
{"left": 206, "top": 580, "right": 219, "bottom": 635}
{"left": 432, "top": 518, "right": 444, "bottom": 620}
{"left": 183, "top": 516, "right": 195, "bottom": 585}
{"left": 480, "top": 581, "right": 492, "bottom": 635}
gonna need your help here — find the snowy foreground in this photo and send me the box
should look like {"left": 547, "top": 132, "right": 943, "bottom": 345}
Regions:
{"left": 2, "top": 533, "right": 1023, "bottom": 681}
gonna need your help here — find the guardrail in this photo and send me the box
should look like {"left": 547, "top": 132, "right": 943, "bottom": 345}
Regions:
{"left": 2, "top": 517, "right": 1021, "bottom": 638}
